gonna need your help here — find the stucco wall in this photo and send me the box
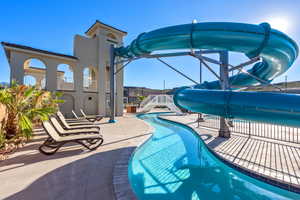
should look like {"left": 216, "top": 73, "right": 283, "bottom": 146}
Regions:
{"left": 73, "top": 35, "right": 98, "bottom": 67}
{"left": 4, "top": 23, "right": 125, "bottom": 117}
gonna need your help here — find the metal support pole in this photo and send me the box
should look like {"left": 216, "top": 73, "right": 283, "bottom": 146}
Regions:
{"left": 219, "top": 51, "right": 231, "bottom": 138}
{"left": 109, "top": 45, "right": 116, "bottom": 123}
{"left": 199, "top": 54, "right": 202, "bottom": 84}
{"left": 197, "top": 52, "right": 204, "bottom": 125}
{"left": 156, "top": 58, "right": 199, "bottom": 84}
{"left": 114, "top": 60, "right": 132, "bottom": 75}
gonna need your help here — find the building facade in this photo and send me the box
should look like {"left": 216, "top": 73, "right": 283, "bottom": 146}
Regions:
{"left": 1, "top": 20, "right": 126, "bottom": 117}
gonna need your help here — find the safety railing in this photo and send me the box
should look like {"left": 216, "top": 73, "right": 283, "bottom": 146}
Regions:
{"left": 140, "top": 95, "right": 156, "bottom": 108}
{"left": 139, "top": 95, "right": 182, "bottom": 114}
{"left": 200, "top": 114, "right": 300, "bottom": 144}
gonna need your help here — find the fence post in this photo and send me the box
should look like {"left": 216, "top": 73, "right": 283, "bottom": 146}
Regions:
{"left": 248, "top": 121, "right": 251, "bottom": 136}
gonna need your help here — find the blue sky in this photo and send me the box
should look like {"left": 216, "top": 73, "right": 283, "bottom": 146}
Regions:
{"left": 0, "top": 0, "right": 300, "bottom": 89}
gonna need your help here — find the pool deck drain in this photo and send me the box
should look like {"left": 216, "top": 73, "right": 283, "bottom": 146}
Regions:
{"left": 160, "top": 113, "right": 300, "bottom": 192}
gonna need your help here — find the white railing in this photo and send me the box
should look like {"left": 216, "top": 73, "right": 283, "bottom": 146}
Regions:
{"left": 140, "top": 95, "right": 156, "bottom": 108}
{"left": 139, "top": 95, "right": 182, "bottom": 114}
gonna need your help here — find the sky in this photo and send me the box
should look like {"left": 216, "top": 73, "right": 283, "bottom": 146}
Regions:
{"left": 0, "top": 0, "right": 300, "bottom": 89}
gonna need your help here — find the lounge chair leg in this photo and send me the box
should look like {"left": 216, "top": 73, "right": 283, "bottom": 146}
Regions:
{"left": 86, "top": 116, "right": 103, "bottom": 122}
{"left": 87, "top": 138, "right": 101, "bottom": 145}
{"left": 77, "top": 138, "right": 104, "bottom": 151}
{"left": 39, "top": 137, "right": 67, "bottom": 155}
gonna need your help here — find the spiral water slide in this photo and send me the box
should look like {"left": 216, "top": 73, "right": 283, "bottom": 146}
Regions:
{"left": 116, "top": 22, "right": 299, "bottom": 127}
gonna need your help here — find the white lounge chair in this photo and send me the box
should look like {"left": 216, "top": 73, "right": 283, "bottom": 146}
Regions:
{"left": 56, "top": 111, "right": 95, "bottom": 127}
{"left": 56, "top": 113, "right": 100, "bottom": 130}
{"left": 80, "top": 109, "right": 104, "bottom": 122}
{"left": 40, "top": 120, "right": 103, "bottom": 155}
{"left": 50, "top": 117, "right": 100, "bottom": 134}
{"left": 72, "top": 110, "right": 92, "bottom": 122}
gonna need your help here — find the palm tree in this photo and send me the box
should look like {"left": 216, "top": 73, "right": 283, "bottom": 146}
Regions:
{"left": 0, "top": 82, "right": 62, "bottom": 146}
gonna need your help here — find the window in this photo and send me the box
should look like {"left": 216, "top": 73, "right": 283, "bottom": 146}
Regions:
{"left": 57, "top": 64, "right": 74, "bottom": 90}
{"left": 83, "top": 67, "right": 97, "bottom": 91}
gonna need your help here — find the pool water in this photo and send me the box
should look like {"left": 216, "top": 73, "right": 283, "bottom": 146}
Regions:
{"left": 128, "top": 113, "right": 300, "bottom": 200}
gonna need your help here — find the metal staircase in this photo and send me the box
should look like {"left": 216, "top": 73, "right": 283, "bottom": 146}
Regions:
{"left": 139, "top": 95, "right": 182, "bottom": 114}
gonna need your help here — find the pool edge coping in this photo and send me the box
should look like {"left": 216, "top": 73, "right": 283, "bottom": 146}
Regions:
{"left": 112, "top": 114, "right": 154, "bottom": 200}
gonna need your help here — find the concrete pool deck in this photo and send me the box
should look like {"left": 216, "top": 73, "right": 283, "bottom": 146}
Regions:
{"left": 0, "top": 114, "right": 151, "bottom": 200}
{"left": 160, "top": 113, "right": 300, "bottom": 191}
{"left": 2, "top": 111, "right": 300, "bottom": 200}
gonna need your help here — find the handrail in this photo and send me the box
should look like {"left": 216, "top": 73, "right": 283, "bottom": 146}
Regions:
{"left": 140, "top": 95, "right": 182, "bottom": 114}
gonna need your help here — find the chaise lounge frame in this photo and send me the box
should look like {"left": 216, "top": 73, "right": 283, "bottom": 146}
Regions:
{"left": 39, "top": 120, "right": 103, "bottom": 155}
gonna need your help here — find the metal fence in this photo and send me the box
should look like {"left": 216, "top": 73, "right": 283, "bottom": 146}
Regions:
{"left": 200, "top": 115, "right": 300, "bottom": 144}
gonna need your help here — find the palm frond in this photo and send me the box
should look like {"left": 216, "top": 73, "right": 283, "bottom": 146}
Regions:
{"left": 18, "top": 115, "right": 33, "bottom": 139}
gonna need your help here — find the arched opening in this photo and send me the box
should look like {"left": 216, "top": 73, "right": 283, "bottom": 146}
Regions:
{"left": 57, "top": 64, "right": 74, "bottom": 90}
{"left": 83, "top": 67, "right": 97, "bottom": 91}
{"left": 23, "top": 75, "right": 36, "bottom": 86}
{"left": 23, "top": 58, "right": 46, "bottom": 89}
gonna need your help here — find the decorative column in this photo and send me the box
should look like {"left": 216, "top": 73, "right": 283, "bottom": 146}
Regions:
{"left": 97, "top": 35, "right": 108, "bottom": 116}
{"left": 72, "top": 63, "right": 83, "bottom": 113}
{"left": 9, "top": 52, "right": 26, "bottom": 84}
{"left": 35, "top": 76, "right": 43, "bottom": 89}
{"left": 45, "top": 60, "right": 58, "bottom": 91}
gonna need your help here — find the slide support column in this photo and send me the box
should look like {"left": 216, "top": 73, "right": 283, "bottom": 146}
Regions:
{"left": 219, "top": 51, "right": 231, "bottom": 138}
{"left": 109, "top": 45, "right": 116, "bottom": 123}
{"left": 197, "top": 51, "right": 204, "bottom": 126}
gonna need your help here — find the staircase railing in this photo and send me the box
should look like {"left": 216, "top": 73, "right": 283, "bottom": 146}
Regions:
{"left": 139, "top": 95, "right": 182, "bottom": 114}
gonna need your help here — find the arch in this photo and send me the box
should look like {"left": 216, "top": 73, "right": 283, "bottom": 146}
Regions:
{"left": 23, "top": 58, "right": 46, "bottom": 89}
{"left": 83, "top": 94, "right": 98, "bottom": 115}
{"left": 83, "top": 66, "right": 97, "bottom": 91}
{"left": 57, "top": 63, "right": 74, "bottom": 90}
{"left": 59, "top": 94, "right": 75, "bottom": 118}
{"left": 24, "top": 58, "right": 46, "bottom": 69}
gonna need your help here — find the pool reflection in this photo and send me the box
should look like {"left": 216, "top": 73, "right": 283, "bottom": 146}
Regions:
{"left": 128, "top": 113, "right": 299, "bottom": 200}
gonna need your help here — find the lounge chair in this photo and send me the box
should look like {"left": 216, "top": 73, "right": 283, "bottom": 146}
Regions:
{"left": 40, "top": 120, "right": 103, "bottom": 155}
{"left": 72, "top": 110, "right": 92, "bottom": 122}
{"left": 56, "top": 111, "right": 95, "bottom": 126}
{"left": 50, "top": 117, "right": 100, "bottom": 134}
{"left": 80, "top": 109, "right": 104, "bottom": 122}
{"left": 56, "top": 112, "right": 100, "bottom": 130}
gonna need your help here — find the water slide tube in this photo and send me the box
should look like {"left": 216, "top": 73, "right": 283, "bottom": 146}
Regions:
{"left": 115, "top": 22, "right": 299, "bottom": 127}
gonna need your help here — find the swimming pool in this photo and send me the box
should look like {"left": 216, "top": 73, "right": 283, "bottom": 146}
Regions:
{"left": 128, "top": 113, "right": 300, "bottom": 200}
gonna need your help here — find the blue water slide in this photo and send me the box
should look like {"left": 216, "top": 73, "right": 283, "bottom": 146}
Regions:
{"left": 116, "top": 22, "right": 299, "bottom": 127}
{"left": 117, "top": 22, "right": 300, "bottom": 199}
